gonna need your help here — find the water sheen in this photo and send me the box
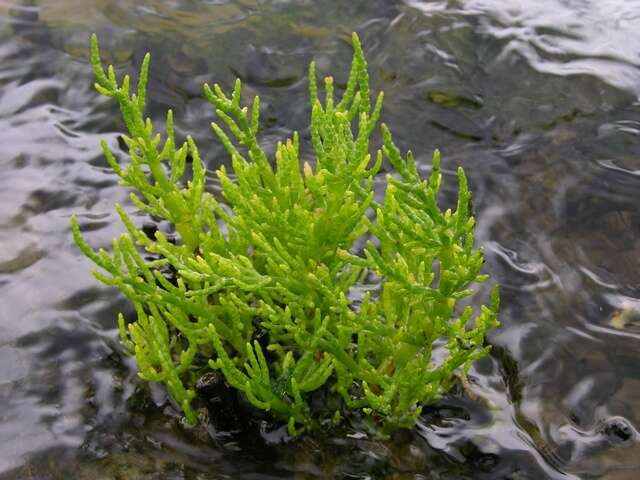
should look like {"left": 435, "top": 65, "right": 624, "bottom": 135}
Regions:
{"left": 1, "top": 0, "right": 640, "bottom": 478}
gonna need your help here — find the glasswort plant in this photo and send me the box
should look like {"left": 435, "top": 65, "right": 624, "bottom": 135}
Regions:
{"left": 72, "top": 33, "right": 500, "bottom": 435}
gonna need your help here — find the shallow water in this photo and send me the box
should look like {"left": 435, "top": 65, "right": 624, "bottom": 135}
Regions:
{"left": 1, "top": 0, "right": 640, "bottom": 478}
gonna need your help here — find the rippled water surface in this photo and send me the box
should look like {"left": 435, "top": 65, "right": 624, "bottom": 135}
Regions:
{"left": 2, "top": 0, "right": 640, "bottom": 478}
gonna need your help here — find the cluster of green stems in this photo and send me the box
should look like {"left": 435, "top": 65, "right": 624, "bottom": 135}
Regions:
{"left": 72, "top": 33, "right": 499, "bottom": 435}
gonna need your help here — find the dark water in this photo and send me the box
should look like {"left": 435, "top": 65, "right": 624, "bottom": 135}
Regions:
{"left": 1, "top": 0, "right": 640, "bottom": 478}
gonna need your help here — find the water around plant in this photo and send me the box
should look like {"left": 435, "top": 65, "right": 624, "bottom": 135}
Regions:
{"left": 1, "top": 0, "right": 640, "bottom": 478}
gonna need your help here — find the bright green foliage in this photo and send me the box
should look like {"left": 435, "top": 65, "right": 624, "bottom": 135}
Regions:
{"left": 72, "top": 33, "right": 499, "bottom": 434}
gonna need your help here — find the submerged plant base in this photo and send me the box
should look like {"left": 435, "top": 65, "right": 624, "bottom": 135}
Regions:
{"left": 72, "top": 32, "right": 499, "bottom": 436}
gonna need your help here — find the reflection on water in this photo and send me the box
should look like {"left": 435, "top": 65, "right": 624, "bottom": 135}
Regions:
{"left": 466, "top": 0, "right": 640, "bottom": 94}
{"left": 1, "top": 0, "right": 640, "bottom": 478}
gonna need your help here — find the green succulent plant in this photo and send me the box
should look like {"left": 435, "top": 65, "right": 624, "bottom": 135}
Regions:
{"left": 72, "top": 32, "right": 499, "bottom": 435}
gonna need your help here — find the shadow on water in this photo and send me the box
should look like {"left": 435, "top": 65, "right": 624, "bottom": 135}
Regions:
{"left": 1, "top": 0, "right": 640, "bottom": 478}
